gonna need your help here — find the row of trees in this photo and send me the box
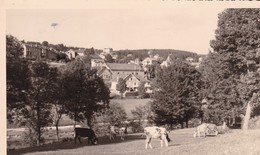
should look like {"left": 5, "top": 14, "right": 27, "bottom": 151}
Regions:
{"left": 7, "top": 35, "right": 110, "bottom": 144}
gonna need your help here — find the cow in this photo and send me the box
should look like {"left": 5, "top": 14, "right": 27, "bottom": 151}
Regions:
{"left": 109, "top": 125, "right": 127, "bottom": 140}
{"left": 193, "top": 123, "right": 218, "bottom": 138}
{"left": 74, "top": 128, "right": 98, "bottom": 145}
{"left": 193, "top": 123, "right": 208, "bottom": 138}
{"left": 144, "top": 126, "right": 171, "bottom": 149}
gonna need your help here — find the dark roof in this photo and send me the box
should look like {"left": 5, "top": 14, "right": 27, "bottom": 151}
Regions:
{"left": 90, "top": 54, "right": 103, "bottom": 59}
{"left": 105, "top": 63, "right": 143, "bottom": 71}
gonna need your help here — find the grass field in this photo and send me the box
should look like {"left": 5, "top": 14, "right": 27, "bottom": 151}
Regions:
{"left": 111, "top": 99, "right": 152, "bottom": 119}
{"left": 7, "top": 128, "right": 260, "bottom": 155}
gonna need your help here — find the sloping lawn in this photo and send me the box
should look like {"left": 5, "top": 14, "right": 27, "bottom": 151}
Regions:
{"left": 111, "top": 99, "right": 152, "bottom": 119}
{"left": 8, "top": 128, "right": 260, "bottom": 155}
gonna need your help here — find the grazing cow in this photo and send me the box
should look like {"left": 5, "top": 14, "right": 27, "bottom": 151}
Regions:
{"left": 144, "top": 126, "right": 171, "bottom": 149}
{"left": 193, "top": 123, "right": 218, "bottom": 138}
{"left": 109, "top": 125, "right": 127, "bottom": 140}
{"left": 74, "top": 128, "right": 98, "bottom": 145}
{"left": 206, "top": 123, "right": 218, "bottom": 136}
{"left": 193, "top": 123, "right": 208, "bottom": 138}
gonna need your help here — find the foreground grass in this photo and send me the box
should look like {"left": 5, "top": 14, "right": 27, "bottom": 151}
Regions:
{"left": 8, "top": 128, "right": 260, "bottom": 155}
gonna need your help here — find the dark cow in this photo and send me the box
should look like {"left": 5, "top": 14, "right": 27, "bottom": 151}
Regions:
{"left": 74, "top": 128, "right": 98, "bottom": 145}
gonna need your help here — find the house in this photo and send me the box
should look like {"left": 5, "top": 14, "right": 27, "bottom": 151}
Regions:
{"left": 23, "top": 43, "right": 57, "bottom": 61}
{"left": 75, "top": 49, "right": 85, "bottom": 57}
{"left": 129, "top": 58, "right": 140, "bottom": 65}
{"left": 65, "top": 49, "right": 77, "bottom": 59}
{"left": 160, "top": 54, "right": 174, "bottom": 68}
{"left": 98, "top": 63, "right": 144, "bottom": 91}
{"left": 142, "top": 51, "right": 161, "bottom": 70}
{"left": 90, "top": 54, "right": 105, "bottom": 69}
{"left": 103, "top": 48, "right": 113, "bottom": 54}
{"left": 186, "top": 57, "right": 194, "bottom": 63}
{"left": 99, "top": 48, "right": 113, "bottom": 59}
{"left": 124, "top": 74, "right": 152, "bottom": 93}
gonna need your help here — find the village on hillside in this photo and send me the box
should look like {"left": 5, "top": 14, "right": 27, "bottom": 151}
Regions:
{"left": 21, "top": 40, "right": 205, "bottom": 97}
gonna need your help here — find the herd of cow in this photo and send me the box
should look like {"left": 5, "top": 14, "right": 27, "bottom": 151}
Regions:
{"left": 74, "top": 122, "right": 228, "bottom": 149}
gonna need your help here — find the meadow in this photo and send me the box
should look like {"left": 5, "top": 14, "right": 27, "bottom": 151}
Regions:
{"left": 8, "top": 128, "right": 260, "bottom": 155}
{"left": 7, "top": 99, "right": 260, "bottom": 155}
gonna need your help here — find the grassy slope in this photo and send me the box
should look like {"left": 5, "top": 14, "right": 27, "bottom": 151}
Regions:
{"left": 111, "top": 99, "right": 152, "bottom": 119}
{"left": 8, "top": 128, "right": 260, "bottom": 155}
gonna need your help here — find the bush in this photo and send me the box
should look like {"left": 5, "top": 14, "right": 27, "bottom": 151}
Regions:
{"left": 92, "top": 123, "right": 110, "bottom": 137}
{"left": 249, "top": 116, "right": 260, "bottom": 129}
{"left": 128, "top": 121, "right": 143, "bottom": 133}
{"left": 125, "top": 91, "right": 138, "bottom": 97}
{"left": 143, "top": 93, "right": 151, "bottom": 99}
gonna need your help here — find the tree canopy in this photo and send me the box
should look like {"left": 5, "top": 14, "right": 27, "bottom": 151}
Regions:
{"left": 152, "top": 60, "right": 202, "bottom": 128}
{"left": 200, "top": 9, "right": 260, "bottom": 125}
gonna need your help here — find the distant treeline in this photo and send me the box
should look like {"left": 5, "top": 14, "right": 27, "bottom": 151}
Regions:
{"left": 24, "top": 41, "right": 203, "bottom": 62}
{"left": 114, "top": 49, "right": 202, "bottom": 62}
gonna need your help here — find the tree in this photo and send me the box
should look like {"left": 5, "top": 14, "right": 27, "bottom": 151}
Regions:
{"left": 105, "top": 54, "right": 114, "bottom": 63}
{"left": 152, "top": 60, "right": 202, "bottom": 129}
{"left": 116, "top": 78, "right": 127, "bottom": 99}
{"left": 99, "top": 102, "right": 127, "bottom": 126}
{"left": 205, "top": 9, "right": 260, "bottom": 129}
{"left": 63, "top": 58, "right": 110, "bottom": 127}
{"left": 17, "top": 61, "right": 58, "bottom": 145}
{"left": 42, "top": 41, "right": 49, "bottom": 47}
{"left": 49, "top": 67, "right": 67, "bottom": 142}
{"left": 6, "top": 35, "right": 31, "bottom": 122}
{"left": 146, "top": 64, "right": 156, "bottom": 79}
{"left": 85, "top": 47, "right": 95, "bottom": 55}
{"left": 138, "top": 82, "right": 146, "bottom": 98}
{"left": 131, "top": 104, "right": 151, "bottom": 130}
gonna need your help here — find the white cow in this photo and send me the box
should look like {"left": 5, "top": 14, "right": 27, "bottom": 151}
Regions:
{"left": 109, "top": 125, "right": 127, "bottom": 140}
{"left": 144, "top": 126, "right": 171, "bottom": 149}
{"left": 193, "top": 123, "right": 208, "bottom": 137}
{"left": 193, "top": 123, "right": 218, "bottom": 138}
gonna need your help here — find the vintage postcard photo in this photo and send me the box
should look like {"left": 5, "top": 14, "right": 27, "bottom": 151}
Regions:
{"left": 2, "top": 0, "right": 260, "bottom": 154}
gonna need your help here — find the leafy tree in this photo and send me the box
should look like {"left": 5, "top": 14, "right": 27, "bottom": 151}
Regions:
{"left": 105, "top": 54, "right": 114, "bottom": 63}
{"left": 63, "top": 59, "right": 110, "bottom": 127}
{"left": 6, "top": 35, "right": 31, "bottom": 122}
{"left": 116, "top": 78, "right": 127, "bottom": 99}
{"left": 99, "top": 102, "right": 127, "bottom": 126}
{"left": 56, "top": 52, "right": 68, "bottom": 62}
{"left": 152, "top": 60, "right": 202, "bottom": 129}
{"left": 49, "top": 67, "right": 67, "bottom": 142}
{"left": 16, "top": 61, "right": 58, "bottom": 145}
{"left": 138, "top": 82, "right": 146, "bottom": 98}
{"left": 131, "top": 104, "right": 152, "bottom": 130}
{"left": 42, "top": 41, "right": 49, "bottom": 46}
{"left": 85, "top": 47, "right": 95, "bottom": 55}
{"left": 202, "top": 9, "right": 260, "bottom": 129}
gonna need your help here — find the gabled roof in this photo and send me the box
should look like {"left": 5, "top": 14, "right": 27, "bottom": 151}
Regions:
{"left": 124, "top": 74, "right": 150, "bottom": 83}
{"left": 105, "top": 63, "right": 143, "bottom": 71}
{"left": 97, "top": 67, "right": 112, "bottom": 76}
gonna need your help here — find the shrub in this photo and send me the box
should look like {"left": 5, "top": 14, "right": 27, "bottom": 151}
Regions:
{"left": 249, "top": 116, "right": 260, "bottom": 129}
{"left": 125, "top": 91, "right": 138, "bottom": 97}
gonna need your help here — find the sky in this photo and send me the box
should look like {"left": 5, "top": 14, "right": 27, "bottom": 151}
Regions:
{"left": 5, "top": 1, "right": 258, "bottom": 55}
